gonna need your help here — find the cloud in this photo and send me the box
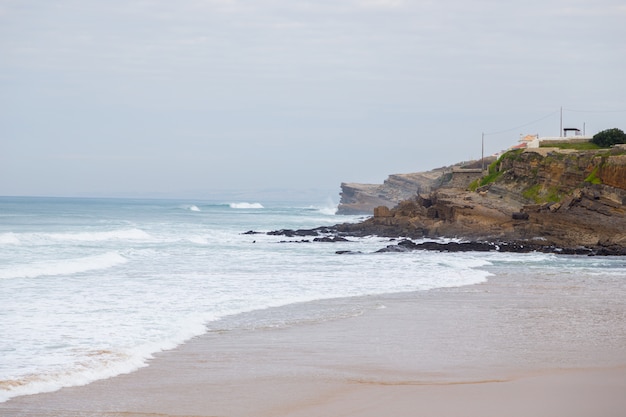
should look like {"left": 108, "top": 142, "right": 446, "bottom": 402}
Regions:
{"left": 356, "top": 0, "right": 408, "bottom": 8}
{"left": 46, "top": 153, "right": 154, "bottom": 161}
{"left": 1, "top": 0, "right": 625, "bottom": 197}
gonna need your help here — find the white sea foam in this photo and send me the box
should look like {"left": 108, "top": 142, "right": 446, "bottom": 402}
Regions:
{"left": 186, "top": 236, "right": 209, "bottom": 244}
{"left": 302, "top": 198, "right": 338, "bottom": 216}
{"left": 5, "top": 229, "right": 154, "bottom": 246}
{"left": 0, "top": 251, "right": 128, "bottom": 280}
{"left": 321, "top": 197, "right": 339, "bottom": 215}
{"left": 0, "top": 232, "right": 20, "bottom": 245}
{"left": 0, "top": 318, "right": 211, "bottom": 403}
{"left": 230, "top": 202, "right": 264, "bottom": 209}
{"left": 44, "top": 228, "right": 153, "bottom": 242}
{"left": 0, "top": 351, "right": 146, "bottom": 403}
{"left": 316, "top": 205, "right": 337, "bottom": 215}
{"left": 3, "top": 197, "right": 621, "bottom": 405}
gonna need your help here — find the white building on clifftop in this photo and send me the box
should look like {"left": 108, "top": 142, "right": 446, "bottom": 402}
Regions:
{"left": 515, "top": 130, "right": 592, "bottom": 149}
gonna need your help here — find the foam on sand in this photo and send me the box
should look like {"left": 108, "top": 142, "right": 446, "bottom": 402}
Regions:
{"left": 3, "top": 269, "right": 625, "bottom": 415}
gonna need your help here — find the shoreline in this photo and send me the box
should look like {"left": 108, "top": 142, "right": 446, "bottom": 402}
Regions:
{"left": 2, "top": 265, "right": 626, "bottom": 416}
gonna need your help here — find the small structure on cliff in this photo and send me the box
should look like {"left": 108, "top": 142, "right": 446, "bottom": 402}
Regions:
{"left": 563, "top": 127, "right": 582, "bottom": 137}
{"left": 446, "top": 167, "right": 485, "bottom": 189}
{"left": 505, "top": 132, "right": 593, "bottom": 150}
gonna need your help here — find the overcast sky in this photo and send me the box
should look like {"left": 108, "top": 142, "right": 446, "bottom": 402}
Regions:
{"left": 1, "top": 0, "right": 625, "bottom": 200}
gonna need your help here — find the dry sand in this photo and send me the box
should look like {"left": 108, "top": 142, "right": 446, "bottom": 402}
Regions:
{"left": 2, "top": 267, "right": 625, "bottom": 417}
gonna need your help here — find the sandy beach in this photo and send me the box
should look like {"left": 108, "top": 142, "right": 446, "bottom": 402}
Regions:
{"left": 2, "top": 265, "right": 626, "bottom": 417}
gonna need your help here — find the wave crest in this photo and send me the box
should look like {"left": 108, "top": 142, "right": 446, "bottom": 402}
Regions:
{"left": 230, "top": 202, "right": 264, "bottom": 209}
{"left": 317, "top": 205, "right": 337, "bottom": 215}
{"left": 48, "top": 228, "right": 152, "bottom": 242}
{"left": 1, "top": 229, "right": 153, "bottom": 249}
{"left": 0, "top": 252, "right": 128, "bottom": 280}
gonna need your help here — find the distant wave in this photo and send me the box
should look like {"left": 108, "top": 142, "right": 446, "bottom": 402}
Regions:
{"left": 316, "top": 205, "right": 337, "bottom": 215}
{"left": 230, "top": 202, "right": 264, "bottom": 209}
{"left": 0, "top": 252, "right": 128, "bottom": 280}
{"left": 303, "top": 198, "right": 338, "bottom": 215}
{"left": 180, "top": 204, "right": 201, "bottom": 212}
{"left": 44, "top": 228, "right": 152, "bottom": 243}
{"left": 300, "top": 205, "right": 337, "bottom": 215}
{"left": 1, "top": 229, "right": 152, "bottom": 246}
{"left": 320, "top": 197, "right": 339, "bottom": 215}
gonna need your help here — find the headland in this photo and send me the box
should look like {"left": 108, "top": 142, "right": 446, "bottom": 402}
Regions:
{"left": 332, "top": 144, "right": 626, "bottom": 254}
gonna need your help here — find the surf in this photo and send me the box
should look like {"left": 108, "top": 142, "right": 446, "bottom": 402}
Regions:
{"left": 229, "top": 202, "right": 264, "bottom": 209}
{"left": 0, "top": 251, "right": 128, "bottom": 280}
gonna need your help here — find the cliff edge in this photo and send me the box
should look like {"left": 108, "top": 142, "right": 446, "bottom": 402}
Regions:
{"left": 338, "top": 147, "right": 626, "bottom": 252}
{"left": 337, "top": 158, "right": 495, "bottom": 214}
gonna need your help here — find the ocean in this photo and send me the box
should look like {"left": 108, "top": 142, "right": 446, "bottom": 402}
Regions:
{"left": 1, "top": 196, "right": 624, "bottom": 403}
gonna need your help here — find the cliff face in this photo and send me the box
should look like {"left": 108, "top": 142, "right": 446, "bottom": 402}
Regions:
{"left": 337, "top": 162, "right": 489, "bottom": 214}
{"left": 492, "top": 148, "right": 622, "bottom": 193}
{"left": 600, "top": 155, "right": 626, "bottom": 189}
{"left": 337, "top": 171, "right": 442, "bottom": 215}
{"left": 338, "top": 183, "right": 395, "bottom": 215}
{"left": 338, "top": 148, "right": 626, "bottom": 250}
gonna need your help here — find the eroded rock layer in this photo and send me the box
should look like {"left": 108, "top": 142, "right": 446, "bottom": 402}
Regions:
{"left": 337, "top": 148, "right": 626, "bottom": 251}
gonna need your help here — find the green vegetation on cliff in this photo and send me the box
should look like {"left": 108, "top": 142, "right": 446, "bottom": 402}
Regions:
{"left": 474, "top": 160, "right": 502, "bottom": 188}
{"left": 522, "top": 184, "right": 563, "bottom": 204}
{"left": 469, "top": 147, "right": 626, "bottom": 204}
{"left": 468, "top": 150, "right": 523, "bottom": 191}
{"left": 540, "top": 142, "right": 600, "bottom": 150}
{"left": 584, "top": 166, "right": 602, "bottom": 184}
{"left": 341, "top": 143, "right": 626, "bottom": 251}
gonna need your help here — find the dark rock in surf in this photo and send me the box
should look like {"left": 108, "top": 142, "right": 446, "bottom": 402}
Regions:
{"left": 313, "top": 236, "right": 349, "bottom": 242}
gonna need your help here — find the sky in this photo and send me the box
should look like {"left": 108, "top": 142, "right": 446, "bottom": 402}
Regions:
{"left": 1, "top": 0, "right": 625, "bottom": 201}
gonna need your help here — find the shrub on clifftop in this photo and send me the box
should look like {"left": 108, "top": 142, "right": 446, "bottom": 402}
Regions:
{"left": 592, "top": 128, "right": 626, "bottom": 147}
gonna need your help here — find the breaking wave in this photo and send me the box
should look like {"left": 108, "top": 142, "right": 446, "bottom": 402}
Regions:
{"left": 180, "top": 205, "right": 201, "bottom": 212}
{"left": 3, "top": 229, "right": 153, "bottom": 246}
{"left": 0, "top": 233, "right": 20, "bottom": 245}
{"left": 0, "top": 252, "right": 128, "bottom": 280}
{"left": 45, "top": 229, "right": 152, "bottom": 242}
{"left": 230, "top": 202, "right": 264, "bottom": 209}
{"left": 316, "top": 205, "right": 337, "bottom": 215}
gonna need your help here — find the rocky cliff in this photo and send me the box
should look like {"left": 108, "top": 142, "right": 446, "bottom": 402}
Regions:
{"left": 337, "top": 158, "right": 495, "bottom": 214}
{"left": 338, "top": 172, "right": 440, "bottom": 215}
{"left": 337, "top": 147, "right": 626, "bottom": 252}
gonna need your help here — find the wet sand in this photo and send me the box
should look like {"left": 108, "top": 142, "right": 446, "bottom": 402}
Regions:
{"left": 2, "top": 266, "right": 626, "bottom": 417}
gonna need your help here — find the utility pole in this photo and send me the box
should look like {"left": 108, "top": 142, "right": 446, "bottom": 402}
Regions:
{"left": 481, "top": 132, "right": 485, "bottom": 171}
{"left": 560, "top": 106, "right": 563, "bottom": 137}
